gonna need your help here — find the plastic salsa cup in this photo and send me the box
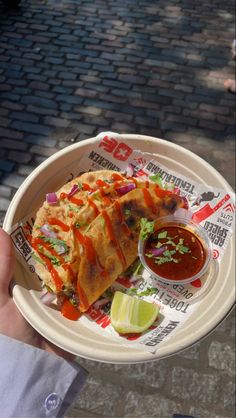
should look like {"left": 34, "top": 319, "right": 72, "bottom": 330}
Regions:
{"left": 138, "top": 215, "right": 213, "bottom": 285}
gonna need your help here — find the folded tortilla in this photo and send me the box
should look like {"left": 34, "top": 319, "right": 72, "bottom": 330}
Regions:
{"left": 31, "top": 170, "right": 184, "bottom": 314}
{"left": 76, "top": 186, "right": 184, "bottom": 311}
{"left": 32, "top": 170, "right": 127, "bottom": 292}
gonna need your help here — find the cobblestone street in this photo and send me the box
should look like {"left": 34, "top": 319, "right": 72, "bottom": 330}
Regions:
{"left": 0, "top": 0, "right": 235, "bottom": 417}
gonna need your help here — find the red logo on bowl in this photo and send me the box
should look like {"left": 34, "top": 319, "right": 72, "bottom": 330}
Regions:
{"left": 99, "top": 135, "right": 132, "bottom": 161}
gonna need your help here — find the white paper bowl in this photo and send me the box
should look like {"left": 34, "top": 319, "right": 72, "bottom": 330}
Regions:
{"left": 3, "top": 134, "right": 235, "bottom": 363}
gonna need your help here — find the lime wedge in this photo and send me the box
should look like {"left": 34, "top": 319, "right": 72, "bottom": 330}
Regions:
{"left": 110, "top": 291, "right": 159, "bottom": 334}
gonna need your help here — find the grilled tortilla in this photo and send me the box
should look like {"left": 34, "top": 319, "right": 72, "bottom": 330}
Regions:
{"left": 32, "top": 170, "right": 127, "bottom": 292}
{"left": 31, "top": 170, "right": 184, "bottom": 316}
{"left": 76, "top": 187, "right": 184, "bottom": 311}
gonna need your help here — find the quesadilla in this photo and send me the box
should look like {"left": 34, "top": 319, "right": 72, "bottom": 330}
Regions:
{"left": 31, "top": 170, "right": 184, "bottom": 317}
{"left": 76, "top": 186, "right": 184, "bottom": 311}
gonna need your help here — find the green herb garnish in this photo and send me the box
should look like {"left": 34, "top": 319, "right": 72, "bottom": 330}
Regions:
{"left": 139, "top": 218, "right": 155, "bottom": 241}
{"left": 31, "top": 252, "right": 44, "bottom": 265}
{"left": 39, "top": 235, "right": 68, "bottom": 253}
{"left": 149, "top": 174, "right": 163, "bottom": 188}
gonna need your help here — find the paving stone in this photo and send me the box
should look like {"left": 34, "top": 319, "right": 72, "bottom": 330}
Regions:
{"left": 11, "top": 121, "right": 52, "bottom": 136}
{"left": 2, "top": 173, "right": 25, "bottom": 189}
{"left": 70, "top": 376, "right": 123, "bottom": 417}
{"left": 123, "top": 391, "right": 179, "bottom": 417}
{"left": 171, "top": 366, "right": 223, "bottom": 405}
{"left": 8, "top": 151, "right": 32, "bottom": 164}
{"left": 208, "top": 341, "right": 235, "bottom": 377}
{"left": 0, "top": 185, "right": 11, "bottom": 199}
{"left": 29, "top": 145, "right": 59, "bottom": 157}
{"left": 0, "top": 197, "right": 10, "bottom": 212}
{"left": 0, "top": 159, "right": 15, "bottom": 173}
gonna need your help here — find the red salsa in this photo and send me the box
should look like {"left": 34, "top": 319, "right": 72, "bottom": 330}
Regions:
{"left": 144, "top": 225, "right": 206, "bottom": 281}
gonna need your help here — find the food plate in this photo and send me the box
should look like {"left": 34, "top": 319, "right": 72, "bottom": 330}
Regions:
{"left": 3, "top": 135, "right": 235, "bottom": 363}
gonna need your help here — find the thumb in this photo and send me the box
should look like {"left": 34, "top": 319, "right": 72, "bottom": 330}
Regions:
{"left": 0, "top": 229, "right": 15, "bottom": 296}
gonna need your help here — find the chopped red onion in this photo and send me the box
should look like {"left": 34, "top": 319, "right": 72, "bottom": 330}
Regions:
{"left": 93, "top": 298, "right": 110, "bottom": 310}
{"left": 149, "top": 246, "right": 167, "bottom": 257}
{"left": 68, "top": 184, "right": 79, "bottom": 197}
{"left": 46, "top": 192, "right": 58, "bottom": 204}
{"left": 40, "top": 290, "right": 56, "bottom": 306}
{"left": 40, "top": 224, "right": 57, "bottom": 238}
{"left": 116, "top": 183, "right": 136, "bottom": 196}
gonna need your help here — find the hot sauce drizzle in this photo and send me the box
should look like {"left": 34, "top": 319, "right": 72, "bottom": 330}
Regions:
{"left": 101, "top": 210, "right": 126, "bottom": 269}
{"left": 87, "top": 198, "right": 99, "bottom": 216}
{"left": 96, "top": 179, "right": 109, "bottom": 188}
{"left": 59, "top": 192, "right": 84, "bottom": 207}
{"left": 47, "top": 217, "right": 70, "bottom": 232}
{"left": 111, "top": 173, "right": 124, "bottom": 181}
{"left": 61, "top": 299, "right": 81, "bottom": 320}
{"left": 77, "top": 281, "right": 90, "bottom": 311}
{"left": 154, "top": 186, "right": 172, "bottom": 199}
{"left": 31, "top": 238, "right": 64, "bottom": 290}
{"left": 142, "top": 188, "right": 157, "bottom": 214}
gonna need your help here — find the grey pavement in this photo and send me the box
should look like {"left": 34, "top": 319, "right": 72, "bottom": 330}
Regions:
{"left": 0, "top": 0, "right": 235, "bottom": 417}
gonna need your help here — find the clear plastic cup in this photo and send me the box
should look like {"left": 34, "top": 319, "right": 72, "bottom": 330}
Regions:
{"left": 138, "top": 215, "right": 213, "bottom": 285}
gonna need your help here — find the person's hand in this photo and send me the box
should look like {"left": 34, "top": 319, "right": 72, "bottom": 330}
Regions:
{"left": 0, "top": 228, "right": 75, "bottom": 361}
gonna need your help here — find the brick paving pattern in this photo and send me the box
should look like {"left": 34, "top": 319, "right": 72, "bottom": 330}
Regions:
{"left": 0, "top": 0, "right": 235, "bottom": 417}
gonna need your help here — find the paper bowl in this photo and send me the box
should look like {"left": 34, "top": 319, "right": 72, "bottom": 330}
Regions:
{"left": 3, "top": 134, "right": 235, "bottom": 363}
{"left": 138, "top": 216, "right": 213, "bottom": 285}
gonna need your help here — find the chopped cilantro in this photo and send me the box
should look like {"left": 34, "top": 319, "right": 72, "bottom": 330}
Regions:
{"left": 149, "top": 174, "right": 163, "bottom": 188}
{"left": 158, "top": 231, "right": 168, "bottom": 239}
{"left": 139, "top": 218, "right": 155, "bottom": 241}
{"left": 39, "top": 235, "right": 68, "bottom": 253}
{"left": 137, "top": 287, "right": 158, "bottom": 297}
{"left": 68, "top": 204, "right": 81, "bottom": 213}
{"left": 145, "top": 252, "right": 154, "bottom": 258}
{"left": 46, "top": 254, "right": 61, "bottom": 266}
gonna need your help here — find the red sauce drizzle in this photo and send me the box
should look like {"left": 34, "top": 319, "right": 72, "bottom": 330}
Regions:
{"left": 87, "top": 198, "right": 99, "bottom": 216}
{"left": 83, "top": 236, "right": 97, "bottom": 264}
{"left": 82, "top": 183, "right": 93, "bottom": 192}
{"left": 60, "top": 192, "right": 84, "bottom": 207}
{"left": 69, "top": 196, "right": 84, "bottom": 206}
{"left": 101, "top": 210, "right": 126, "bottom": 269}
{"left": 77, "top": 281, "right": 90, "bottom": 311}
{"left": 111, "top": 173, "right": 124, "bottom": 181}
{"left": 62, "top": 264, "right": 76, "bottom": 284}
{"left": 154, "top": 186, "right": 172, "bottom": 199}
{"left": 61, "top": 299, "right": 81, "bottom": 320}
{"left": 47, "top": 217, "right": 70, "bottom": 232}
{"left": 73, "top": 228, "right": 97, "bottom": 265}
{"left": 96, "top": 179, "right": 109, "bottom": 188}
{"left": 142, "top": 188, "right": 157, "bottom": 214}
{"left": 31, "top": 238, "right": 63, "bottom": 290}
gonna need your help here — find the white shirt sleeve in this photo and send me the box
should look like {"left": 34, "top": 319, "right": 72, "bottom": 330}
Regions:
{"left": 0, "top": 334, "right": 88, "bottom": 418}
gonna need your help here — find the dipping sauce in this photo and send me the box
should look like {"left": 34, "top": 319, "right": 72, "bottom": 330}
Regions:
{"left": 144, "top": 225, "right": 206, "bottom": 281}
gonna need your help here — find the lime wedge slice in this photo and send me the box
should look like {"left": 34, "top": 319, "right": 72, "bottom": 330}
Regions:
{"left": 110, "top": 291, "right": 159, "bottom": 334}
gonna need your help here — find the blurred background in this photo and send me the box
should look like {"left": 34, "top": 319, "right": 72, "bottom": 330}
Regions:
{"left": 0, "top": 0, "right": 235, "bottom": 417}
